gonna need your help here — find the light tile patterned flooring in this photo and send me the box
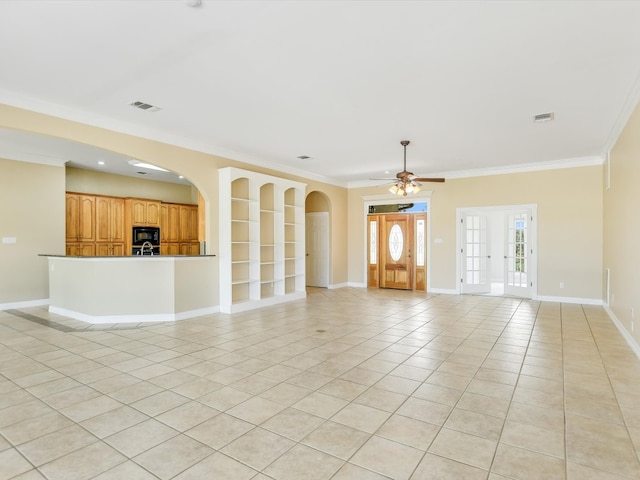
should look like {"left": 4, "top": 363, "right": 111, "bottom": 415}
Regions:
{"left": 2, "top": 288, "right": 640, "bottom": 479}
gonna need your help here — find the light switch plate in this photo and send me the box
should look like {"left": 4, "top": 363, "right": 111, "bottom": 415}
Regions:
{"left": 2, "top": 237, "right": 16, "bottom": 244}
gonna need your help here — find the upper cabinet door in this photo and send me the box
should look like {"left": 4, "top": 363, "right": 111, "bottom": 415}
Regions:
{"left": 110, "top": 198, "right": 125, "bottom": 242}
{"left": 78, "top": 195, "right": 96, "bottom": 242}
{"left": 130, "top": 199, "right": 160, "bottom": 226}
{"left": 95, "top": 196, "right": 111, "bottom": 242}
{"left": 66, "top": 193, "right": 95, "bottom": 242}
{"left": 146, "top": 201, "right": 160, "bottom": 226}
{"left": 65, "top": 193, "right": 80, "bottom": 242}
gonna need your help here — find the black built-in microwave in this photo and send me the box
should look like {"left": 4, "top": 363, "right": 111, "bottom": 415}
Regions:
{"left": 132, "top": 226, "right": 160, "bottom": 245}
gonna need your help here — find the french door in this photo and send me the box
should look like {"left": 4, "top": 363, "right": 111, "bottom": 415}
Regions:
{"left": 461, "top": 214, "right": 491, "bottom": 294}
{"left": 459, "top": 207, "right": 534, "bottom": 298}
{"left": 504, "top": 213, "right": 531, "bottom": 296}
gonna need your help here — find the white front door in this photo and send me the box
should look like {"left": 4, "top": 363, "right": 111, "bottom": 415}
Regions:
{"left": 461, "top": 214, "right": 491, "bottom": 294}
{"left": 504, "top": 212, "right": 531, "bottom": 297}
{"left": 305, "top": 212, "right": 329, "bottom": 287}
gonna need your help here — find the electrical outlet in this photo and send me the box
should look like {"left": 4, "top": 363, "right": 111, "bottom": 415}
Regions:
{"left": 559, "top": 282, "right": 564, "bottom": 289}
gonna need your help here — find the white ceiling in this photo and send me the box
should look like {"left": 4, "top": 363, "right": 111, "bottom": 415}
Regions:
{"left": 1, "top": 0, "right": 640, "bottom": 187}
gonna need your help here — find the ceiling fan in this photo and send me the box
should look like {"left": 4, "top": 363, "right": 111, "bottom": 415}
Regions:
{"left": 373, "top": 140, "right": 445, "bottom": 196}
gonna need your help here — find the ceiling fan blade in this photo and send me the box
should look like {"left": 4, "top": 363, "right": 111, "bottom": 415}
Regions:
{"left": 412, "top": 177, "right": 445, "bottom": 183}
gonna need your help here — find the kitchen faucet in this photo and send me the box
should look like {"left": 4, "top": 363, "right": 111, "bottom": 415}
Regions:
{"left": 140, "top": 241, "right": 154, "bottom": 255}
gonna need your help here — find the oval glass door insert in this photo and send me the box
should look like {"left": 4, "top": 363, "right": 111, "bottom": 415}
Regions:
{"left": 389, "top": 224, "right": 404, "bottom": 261}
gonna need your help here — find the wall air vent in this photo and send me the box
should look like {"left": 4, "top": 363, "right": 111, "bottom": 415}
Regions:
{"left": 130, "top": 101, "right": 161, "bottom": 112}
{"left": 533, "top": 112, "right": 554, "bottom": 122}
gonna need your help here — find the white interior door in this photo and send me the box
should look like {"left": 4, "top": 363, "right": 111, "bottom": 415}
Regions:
{"left": 504, "top": 212, "right": 531, "bottom": 297}
{"left": 306, "top": 212, "right": 329, "bottom": 287}
{"left": 461, "top": 214, "right": 491, "bottom": 294}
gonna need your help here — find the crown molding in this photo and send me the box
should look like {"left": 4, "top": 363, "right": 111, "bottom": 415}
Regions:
{"left": 436, "top": 155, "right": 604, "bottom": 180}
{"left": 0, "top": 147, "right": 66, "bottom": 167}
{"left": 603, "top": 64, "right": 640, "bottom": 157}
{"left": 0, "top": 90, "right": 346, "bottom": 188}
{"left": 348, "top": 156, "right": 603, "bottom": 188}
{"left": 0, "top": 90, "right": 606, "bottom": 189}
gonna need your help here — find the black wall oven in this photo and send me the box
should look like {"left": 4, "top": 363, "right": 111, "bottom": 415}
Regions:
{"left": 132, "top": 226, "right": 160, "bottom": 246}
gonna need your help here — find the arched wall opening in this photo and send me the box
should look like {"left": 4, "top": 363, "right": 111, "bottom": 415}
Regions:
{"left": 0, "top": 126, "right": 211, "bottom": 252}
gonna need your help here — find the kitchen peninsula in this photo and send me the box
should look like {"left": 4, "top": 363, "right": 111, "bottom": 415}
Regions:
{"left": 44, "top": 254, "right": 217, "bottom": 324}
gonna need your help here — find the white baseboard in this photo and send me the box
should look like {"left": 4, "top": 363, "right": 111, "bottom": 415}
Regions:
{"left": 336, "top": 282, "right": 365, "bottom": 289}
{"left": 428, "top": 288, "right": 458, "bottom": 295}
{"left": 220, "top": 292, "right": 307, "bottom": 314}
{"left": 534, "top": 294, "right": 603, "bottom": 305}
{"left": 0, "top": 298, "right": 49, "bottom": 310}
{"left": 604, "top": 304, "right": 640, "bottom": 360}
{"left": 49, "top": 306, "right": 219, "bottom": 325}
{"left": 175, "top": 306, "right": 220, "bottom": 321}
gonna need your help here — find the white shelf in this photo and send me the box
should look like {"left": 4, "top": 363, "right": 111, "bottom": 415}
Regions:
{"left": 219, "top": 167, "right": 306, "bottom": 313}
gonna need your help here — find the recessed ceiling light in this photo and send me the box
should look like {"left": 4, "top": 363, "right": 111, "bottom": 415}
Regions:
{"left": 533, "top": 112, "right": 554, "bottom": 122}
{"left": 97, "top": 161, "right": 105, "bottom": 165}
{"left": 297, "top": 155, "right": 310, "bottom": 160}
{"left": 128, "top": 160, "right": 169, "bottom": 172}
{"left": 178, "top": 175, "right": 184, "bottom": 179}
{"left": 384, "top": 170, "right": 390, "bottom": 174}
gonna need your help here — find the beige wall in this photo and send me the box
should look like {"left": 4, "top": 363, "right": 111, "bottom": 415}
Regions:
{"left": 0, "top": 158, "right": 65, "bottom": 305}
{"left": 349, "top": 165, "right": 603, "bottom": 300}
{"left": 0, "top": 101, "right": 612, "bottom": 307}
{"left": 66, "top": 167, "right": 198, "bottom": 204}
{"left": 0, "top": 104, "right": 349, "bottom": 304}
{"left": 605, "top": 100, "right": 640, "bottom": 344}
{"left": 306, "top": 191, "right": 330, "bottom": 212}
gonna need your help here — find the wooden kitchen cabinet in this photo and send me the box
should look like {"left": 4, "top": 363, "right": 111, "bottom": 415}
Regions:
{"left": 160, "top": 203, "right": 180, "bottom": 243}
{"left": 66, "top": 242, "right": 95, "bottom": 256}
{"left": 66, "top": 193, "right": 95, "bottom": 243}
{"left": 95, "top": 196, "right": 125, "bottom": 256}
{"left": 179, "top": 242, "right": 201, "bottom": 255}
{"left": 67, "top": 193, "right": 201, "bottom": 257}
{"left": 127, "top": 198, "right": 161, "bottom": 226}
{"left": 179, "top": 205, "right": 199, "bottom": 242}
{"left": 96, "top": 196, "right": 125, "bottom": 243}
{"left": 96, "top": 243, "right": 125, "bottom": 256}
{"left": 161, "top": 202, "right": 198, "bottom": 254}
{"left": 161, "top": 242, "right": 180, "bottom": 255}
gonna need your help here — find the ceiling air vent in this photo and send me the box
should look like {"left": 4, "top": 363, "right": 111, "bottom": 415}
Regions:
{"left": 130, "top": 101, "right": 161, "bottom": 112}
{"left": 533, "top": 112, "right": 554, "bottom": 122}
